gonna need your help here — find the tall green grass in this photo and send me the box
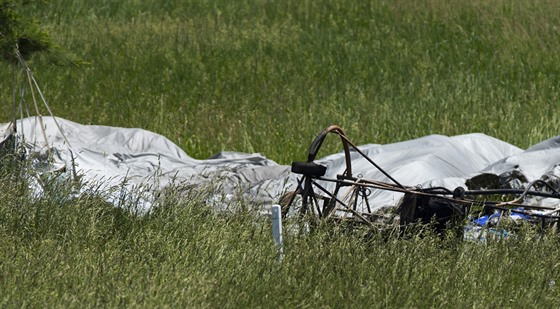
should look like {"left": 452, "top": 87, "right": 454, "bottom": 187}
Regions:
{"left": 1, "top": 0, "right": 560, "bottom": 307}
{"left": 1, "top": 165, "right": 560, "bottom": 308}
{"left": 2, "top": 0, "right": 559, "bottom": 162}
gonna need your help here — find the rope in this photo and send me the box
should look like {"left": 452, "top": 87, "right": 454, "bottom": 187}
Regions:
{"left": 11, "top": 62, "right": 17, "bottom": 130}
{"left": 25, "top": 66, "right": 51, "bottom": 156}
{"left": 13, "top": 46, "right": 74, "bottom": 155}
{"left": 30, "top": 73, "right": 72, "bottom": 148}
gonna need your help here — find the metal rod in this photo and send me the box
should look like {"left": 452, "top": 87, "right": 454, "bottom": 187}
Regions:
{"left": 465, "top": 189, "right": 559, "bottom": 199}
{"left": 337, "top": 133, "right": 406, "bottom": 189}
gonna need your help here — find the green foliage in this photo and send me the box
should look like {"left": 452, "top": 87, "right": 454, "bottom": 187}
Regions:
{"left": 0, "top": 0, "right": 82, "bottom": 66}
{"left": 1, "top": 0, "right": 557, "bottom": 163}
{"left": 1, "top": 163, "right": 560, "bottom": 307}
{"left": 1, "top": 0, "right": 560, "bottom": 307}
{"left": 0, "top": 0, "right": 52, "bottom": 63}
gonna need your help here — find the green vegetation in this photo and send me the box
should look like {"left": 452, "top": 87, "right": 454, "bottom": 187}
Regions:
{"left": 1, "top": 167, "right": 560, "bottom": 308}
{"left": 1, "top": 0, "right": 560, "bottom": 307}
{"left": 0, "top": 0, "right": 79, "bottom": 66}
{"left": 1, "top": 0, "right": 51, "bottom": 64}
{"left": 2, "top": 0, "right": 559, "bottom": 162}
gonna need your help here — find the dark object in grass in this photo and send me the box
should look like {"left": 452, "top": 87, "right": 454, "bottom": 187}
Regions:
{"left": 397, "top": 193, "right": 466, "bottom": 237}
{"left": 291, "top": 161, "right": 327, "bottom": 177}
{"left": 285, "top": 125, "right": 560, "bottom": 237}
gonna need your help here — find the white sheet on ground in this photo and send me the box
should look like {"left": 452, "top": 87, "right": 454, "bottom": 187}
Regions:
{"left": 1, "top": 116, "right": 558, "bottom": 212}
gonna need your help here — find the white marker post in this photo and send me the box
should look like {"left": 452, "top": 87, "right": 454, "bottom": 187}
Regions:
{"left": 271, "top": 204, "right": 284, "bottom": 261}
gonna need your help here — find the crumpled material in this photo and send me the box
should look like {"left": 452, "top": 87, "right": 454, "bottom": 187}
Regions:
{"left": 1, "top": 116, "right": 558, "bottom": 213}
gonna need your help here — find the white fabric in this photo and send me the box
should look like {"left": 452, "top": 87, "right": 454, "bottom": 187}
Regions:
{"left": 1, "top": 116, "right": 559, "bottom": 212}
{"left": 314, "top": 134, "right": 524, "bottom": 209}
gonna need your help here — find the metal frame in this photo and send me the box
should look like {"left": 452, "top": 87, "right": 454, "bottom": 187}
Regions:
{"left": 285, "top": 125, "right": 560, "bottom": 231}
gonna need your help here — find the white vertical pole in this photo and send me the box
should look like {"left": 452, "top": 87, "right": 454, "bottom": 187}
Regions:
{"left": 271, "top": 204, "right": 284, "bottom": 261}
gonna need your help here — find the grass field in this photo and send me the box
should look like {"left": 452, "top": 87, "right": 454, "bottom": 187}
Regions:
{"left": 1, "top": 0, "right": 560, "bottom": 307}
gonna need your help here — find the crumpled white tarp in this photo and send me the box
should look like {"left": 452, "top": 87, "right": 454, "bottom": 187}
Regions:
{"left": 1, "top": 116, "right": 558, "bottom": 212}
